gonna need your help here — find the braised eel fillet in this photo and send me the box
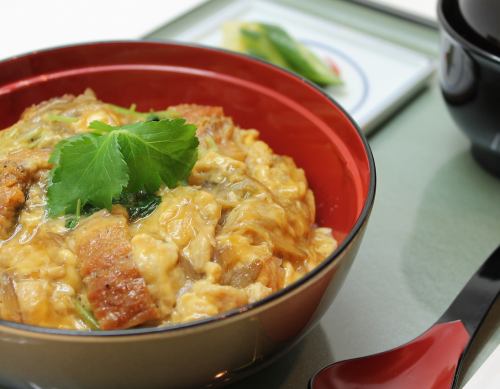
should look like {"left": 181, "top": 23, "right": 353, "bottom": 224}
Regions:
{"left": 73, "top": 213, "right": 159, "bottom": 330}
{"left": 0, "top": 150, "right": 51, "bottom": 239}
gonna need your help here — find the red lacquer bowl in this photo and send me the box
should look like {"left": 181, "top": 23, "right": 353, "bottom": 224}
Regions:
{"left": 0, "top": 41, "right": 375, "bottom": 389}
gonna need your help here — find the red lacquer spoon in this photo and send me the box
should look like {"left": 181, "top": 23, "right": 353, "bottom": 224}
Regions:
{"left": 310, "top": 245, "right": 500, "bottom": 389}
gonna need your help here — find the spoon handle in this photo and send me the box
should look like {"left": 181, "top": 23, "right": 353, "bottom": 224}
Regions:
{"left": 437, "top": 245, "right": 500, "bottom": 336}
{"left": 309, "top": 246, "right": 500, "bottom": 389}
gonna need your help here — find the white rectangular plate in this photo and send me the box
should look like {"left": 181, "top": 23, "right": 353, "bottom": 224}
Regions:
{"left": 151, "top": 0, "right": 435, "bottom": 133}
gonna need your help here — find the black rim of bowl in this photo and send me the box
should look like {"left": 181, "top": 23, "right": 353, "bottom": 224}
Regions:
{"left": 0, "top": 40, "right": 376, "bottom": 337}
{"left": 438, "top": 0, "right": 500, "bottom": 63}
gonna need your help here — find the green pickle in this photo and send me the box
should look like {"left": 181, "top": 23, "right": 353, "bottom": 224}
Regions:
{"left": 239, "top": 24, "right": 289, "bottom": 68}
{"left": 223, "top": 21, "right": 342, "bottom": 87}
{"left": 260, "top": 23, "right": 342, "bottom": 86}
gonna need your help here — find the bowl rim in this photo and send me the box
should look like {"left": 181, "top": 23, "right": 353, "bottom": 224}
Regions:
{"left": 438, "top": 0, "right": 500, "bottom": 63}
{"left": 0, "top": 40, "right": 376, "bottom": 338}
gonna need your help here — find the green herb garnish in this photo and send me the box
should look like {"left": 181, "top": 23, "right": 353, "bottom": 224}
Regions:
{"left": 106, "top": 103, "right": 178, "bottom": 120}
{"left": 116, "top": 192, "right": 162, "bottom": 221}
{"left": 65, "top": 199, "right": 81, "bottom": 229}
{"left": 48, "top": 118, "right": 198, "bottom": 217}
{"left": 45, "top": 114, "right": 79, "bottom": 123}
{"left": 74, "top": 299, "right": 100, "bottom": 330}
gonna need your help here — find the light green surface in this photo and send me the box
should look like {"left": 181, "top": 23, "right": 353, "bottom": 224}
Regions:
{"left": 149, "top": 1, "right": 500, "bottom": 387}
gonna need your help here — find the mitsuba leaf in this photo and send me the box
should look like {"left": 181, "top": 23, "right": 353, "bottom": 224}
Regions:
{"left": 47, "top": 118, "right": 198, "bottom": 217}
{"left": 117, "top": 119, "right": 198, "bottom": 192}
{"left": 115, "top": 192, "right": 161, "bottom": 221}
{"left": 48, "top": 133, "right": 128, "bottom": 216}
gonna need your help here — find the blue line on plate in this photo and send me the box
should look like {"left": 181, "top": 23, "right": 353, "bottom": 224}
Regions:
{"left": 301, "top": 39, "right": 370, "bottom": 115}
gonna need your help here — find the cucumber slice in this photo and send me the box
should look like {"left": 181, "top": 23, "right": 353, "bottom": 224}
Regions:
{"left": 223, "top": 22, "right": 289, "bottom": 68}
{"left": 222, "top": 21, "right": 246, "bottom": 52}
{"left": 240, "top": 24, "right": 289, "bottom": 67}
{"left": 260, "top": 23, "right": 342, "bottom": 86}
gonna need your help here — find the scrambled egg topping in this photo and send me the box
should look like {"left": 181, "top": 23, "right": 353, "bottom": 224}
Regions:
{"left": 0, "top": 90, "right": 336, "bottom": 330}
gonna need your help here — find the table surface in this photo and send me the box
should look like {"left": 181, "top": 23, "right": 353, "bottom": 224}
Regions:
{"left": 197, "top": 2, "right": 498, "bottom": 388}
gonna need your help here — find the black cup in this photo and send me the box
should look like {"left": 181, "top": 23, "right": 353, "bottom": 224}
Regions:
{"left": 438, "top": 0, "right": 500, "bottom": 177}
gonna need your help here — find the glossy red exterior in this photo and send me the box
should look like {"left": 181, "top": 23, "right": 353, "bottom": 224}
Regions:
{"left": 311, "top": 321, "right": 471, "bottom": 389}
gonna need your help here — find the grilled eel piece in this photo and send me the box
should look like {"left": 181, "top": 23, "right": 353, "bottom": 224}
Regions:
{"left": 0, "top": 149, "right": 51, "bottom": 240}
{"left": 73, "top": 213, "right": 160, "bottom": 330}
